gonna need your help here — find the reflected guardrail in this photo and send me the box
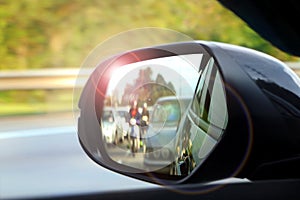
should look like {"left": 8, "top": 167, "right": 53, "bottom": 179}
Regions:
{"left": 0, "top": 68, "right": 93, "bottom": 91}
{"left": 0, "top": 64, "right": 299, "bottom": 91}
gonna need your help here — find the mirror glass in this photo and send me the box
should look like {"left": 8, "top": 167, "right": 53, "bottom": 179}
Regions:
{"left": 100, "top": 53, "right": 201, "bottom": 172}
{"left": 97, "top": 52, "right": 228, "bottom": 177}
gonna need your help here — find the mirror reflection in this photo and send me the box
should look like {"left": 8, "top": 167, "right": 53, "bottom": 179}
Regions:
{"left": 98, "top": 53, "right": 227, "bottom": 176}
{"left": 172, "top": 58, "right": 228, "bottom": 176}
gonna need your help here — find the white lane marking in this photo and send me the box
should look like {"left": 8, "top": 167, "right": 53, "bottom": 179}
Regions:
{"left": 0, "top": 126, "right": 76, "bottom": 139}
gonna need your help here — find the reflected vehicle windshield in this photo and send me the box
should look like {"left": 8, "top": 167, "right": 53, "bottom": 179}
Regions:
{"left": 152, "top": 101, "right": 180, "bottom": 124}
{"left": 151, "top": 98, "right": 191, "bottom": 126}
{"left": 102, "top": 110, "right": 114, "bottom": 122}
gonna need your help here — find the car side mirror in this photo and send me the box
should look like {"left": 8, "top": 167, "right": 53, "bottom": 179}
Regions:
{"left": 77, "top": 41, "right": 300, "bottom": 185}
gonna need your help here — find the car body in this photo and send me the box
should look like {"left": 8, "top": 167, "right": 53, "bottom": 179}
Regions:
{"left": 143, "top": 96, "right": 192, "bottom": 171}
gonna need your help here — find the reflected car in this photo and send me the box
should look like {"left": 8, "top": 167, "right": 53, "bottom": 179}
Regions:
{"left": 116, "top": 106, "right": 130, "bottom": 140}
{"left": 143, "top": 96, "right": 192, "bottom": 172}
{"left": 101, "top": 108, "right": 123, "bottom": 145}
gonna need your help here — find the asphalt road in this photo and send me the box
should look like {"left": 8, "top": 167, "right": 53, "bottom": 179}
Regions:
{"left": 107, "top": 139, "right": 146, "bottom": 169}
{"left": 0, "top": 112, "right": 157, "bottom": 199}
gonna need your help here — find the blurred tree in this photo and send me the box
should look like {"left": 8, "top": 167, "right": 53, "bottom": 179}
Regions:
{"left": 0, "top": 0, "right": 298, "bottom": 70}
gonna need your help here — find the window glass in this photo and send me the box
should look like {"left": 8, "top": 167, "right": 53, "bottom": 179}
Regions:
{"left": 199, "top": 77, "right": 210, "bottom": 119}
{"left": 191, "top": 57, "right": 228, "bottom": 140}
{"left": 202, "top": 60, "right": 218, "bottom": 123}
{"left": 192, "top": 58, "right": 213, "bottom": 116}
{"left": 208, "top": 70, "right": 228, "bottom": 130}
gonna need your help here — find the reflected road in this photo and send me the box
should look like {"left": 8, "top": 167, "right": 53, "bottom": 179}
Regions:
{"left": 107, "top": 140, "right": 146, "bottom": 170}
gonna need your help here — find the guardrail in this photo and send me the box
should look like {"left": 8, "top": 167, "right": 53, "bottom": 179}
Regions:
{"left": 0, "top": 68, "right": 92, "bottom": 91}
{"left": 0, "top": 64, "right": 299, "bottom": 91}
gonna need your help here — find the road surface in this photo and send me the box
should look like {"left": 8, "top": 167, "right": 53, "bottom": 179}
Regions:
{"left": 0, "top": 112, "right": 157, "bottom": 199}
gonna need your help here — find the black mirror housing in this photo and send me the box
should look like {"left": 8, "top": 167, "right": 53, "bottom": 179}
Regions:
{"left": 78, "top": 41, "right": 300, "bottom": 185}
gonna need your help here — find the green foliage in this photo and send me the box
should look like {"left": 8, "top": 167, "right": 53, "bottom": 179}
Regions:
{"left": 0, "top": 89, "right": 73, "bottom": 116}
{"left": 0, "top": 0, "right": 298, "bottom": 70}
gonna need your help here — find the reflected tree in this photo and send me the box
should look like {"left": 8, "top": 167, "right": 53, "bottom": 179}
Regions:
{"left": 120, "top": 67, "right": 175, "bottom": 106}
